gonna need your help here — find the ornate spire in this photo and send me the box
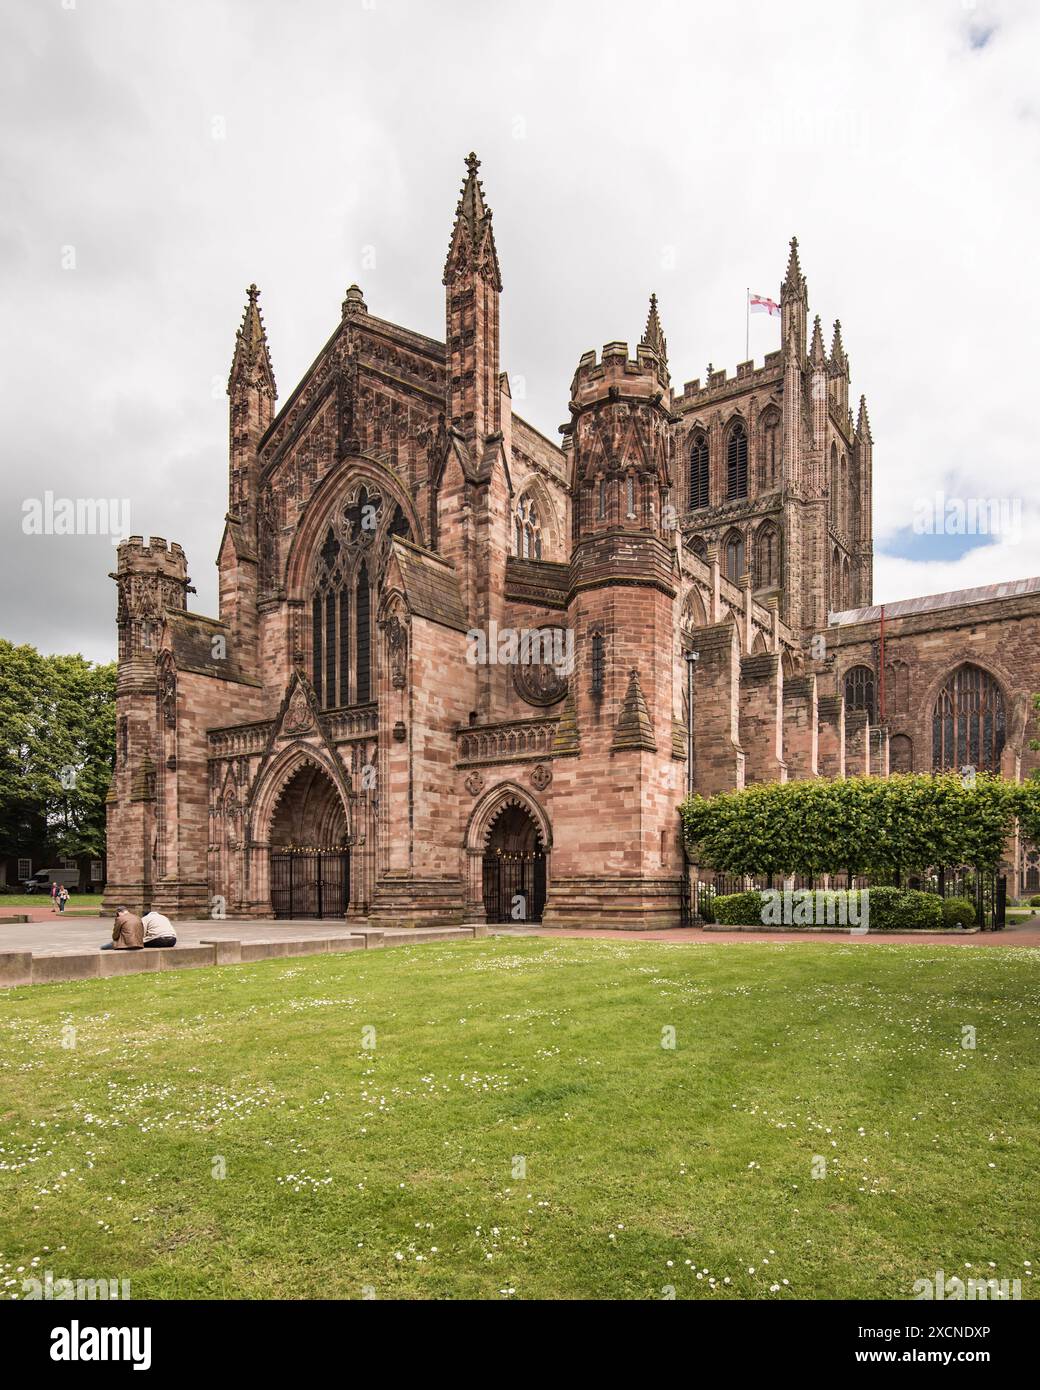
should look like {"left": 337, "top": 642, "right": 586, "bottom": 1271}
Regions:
{"left": 341, "top": 283, "right": 367, "bottom": 318}
{"left": 857, "top": 394, "right": 873, "bottom": 443}
{"left": 810, "top": 315, "right": 826, "bottom": 365}
{"left": 443, "top": 151, "right": 502, "bottom": 290}
{"left": 782, "top": 235, "right": 805, "bottom": 298}
{"left": 228, "top": 284, "right": 276, "bottom": 397}
{"left": 829, "top": 319, "right": 847, "bottom": 372}
{"left": 640, "top": 292, "right": 668, "bottom": 365}
{"left": 611, "top": 669, "right": 657, "bottom": 752}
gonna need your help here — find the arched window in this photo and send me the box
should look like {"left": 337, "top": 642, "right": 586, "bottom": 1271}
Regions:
{"left": 685, "top": 534, "right": 708, "bottom": 562}
{"left": 681, "top": 587, "right": 707, "bottom": 630}
{"left": 514, "top": 494, "right": 543, "bottom": 559}
{"left": 831, "top": 547, "right": 842, "bottom": 609}
{"left": 688, "top": 432, "right": 709, "bottom": 509}
{"left": 590, "top": 629, "right": 605, "bottom": 697}
{"left": 844, "top": 664, "right": 876, "bottom": 723}
{"left": 726, "top": 421, "right": 748, "bottom": 499}
{"left": 841, "top": 556, "right": 851, "bottom": 608}
{"left": 932, "top": 664, "right": 1006, "bottom": 772}
{"left": 625, "top": 475, "right": 636, "bottom": 519}
{"left": 724, "top": 530, "right": 746, "bottom": 583}
{"left": 754, "top": 524, "right": 779, "bottom": 589}
{"left": 829, "top": 443, "right": 839, "bottom": 526}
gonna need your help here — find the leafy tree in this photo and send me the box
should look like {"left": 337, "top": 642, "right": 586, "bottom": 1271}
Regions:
{"left": 0, "top": 640, "right": 116, "bottom": 862}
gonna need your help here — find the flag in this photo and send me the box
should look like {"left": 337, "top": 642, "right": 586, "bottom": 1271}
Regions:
{"left": 749, "top": 292, "right": 780, "bottom": 317}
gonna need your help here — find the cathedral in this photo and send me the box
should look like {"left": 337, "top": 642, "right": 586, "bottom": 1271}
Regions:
{"left": 103, "top": 154, "right": 1040, "bottom": 926}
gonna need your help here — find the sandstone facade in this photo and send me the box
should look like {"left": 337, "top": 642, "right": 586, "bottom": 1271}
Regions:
{"left": 102, "top": 155, "right": 1040, "bottom": 923}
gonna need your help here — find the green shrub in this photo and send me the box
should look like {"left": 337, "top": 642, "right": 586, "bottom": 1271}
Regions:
{"left": 1030, "top": 895, "right": 1040, "bottom": 909}
{"left": 941, "top": 896, "right": 976, "bottom": 929}
{"left": 712, "top": 891, "right": 767, "bottom": 926}
{"left": 864, "top": 887, "right": 943, "bottom": 931}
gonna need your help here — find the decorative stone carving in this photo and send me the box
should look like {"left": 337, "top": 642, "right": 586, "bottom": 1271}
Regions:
{"left": 513, "top": 628, "right": 569, "bottom": 707}
{"left": 465, "top": 772, "right": 485, "bottom": 796}
{"left": 530, "top": 764, "right": 552, "bottom": 791}
{"left": 284, "top": 686, "right": 314, "bottom": 734}
{"left": 158, "top": 654, "right": 177, "bottom": 728}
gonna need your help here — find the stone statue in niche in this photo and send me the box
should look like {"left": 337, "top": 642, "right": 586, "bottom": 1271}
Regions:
{"left": 383, "top": 614, "right": 408, "bottom": 688}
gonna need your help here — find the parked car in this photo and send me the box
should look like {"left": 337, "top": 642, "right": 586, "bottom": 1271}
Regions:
{"left": 22, "top": 868, "right": 79, "bottom": 894}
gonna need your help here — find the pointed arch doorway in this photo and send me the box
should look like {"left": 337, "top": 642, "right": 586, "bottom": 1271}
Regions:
{"left": 269, "top": 762, "right": 350, "bottom": 919}
{"left": 482, "top": 803, "right": 546, "bottom": 924}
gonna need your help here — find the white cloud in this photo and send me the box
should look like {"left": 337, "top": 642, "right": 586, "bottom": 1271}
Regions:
{"left": 1, "top": 0, "right": 1037, "bottom": 661}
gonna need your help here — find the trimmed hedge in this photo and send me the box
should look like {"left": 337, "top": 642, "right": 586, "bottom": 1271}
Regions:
{"left": 682, "top": 773, "right": 1022, "bottom": 879}
{"left": 941, "top": 896, "right": 976, "bottom": 929}
{"left": 710, "top": 886, "right": 946, "bottom": 930}
{"left": 1030, "top": 895, "right": 1040, "bottom": 909}
{"left": 713, "top": 891, "right": 764, "bottom": 926}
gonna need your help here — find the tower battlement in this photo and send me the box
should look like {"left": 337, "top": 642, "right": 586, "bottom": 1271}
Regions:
{"left": 569, "top": 340, "right": 670, "bottom": 413}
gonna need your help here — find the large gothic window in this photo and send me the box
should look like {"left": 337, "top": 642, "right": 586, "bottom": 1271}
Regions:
{"left": 688, "top": 432, "right": 709, "bottom": 509}
{"left": 844, "top": 664, "right": 876, "bottom": 723}
{"left": 309, "top": 487, "right": 406, "bottom": 709}
{"left": 514, "top": 494, "right": 543, "bottom": 559}
{"left": 726, "top": 421, "right": 748, "bottom": 499}
{"left": 932, "top": 664, "right": 1006, "bottom": 772}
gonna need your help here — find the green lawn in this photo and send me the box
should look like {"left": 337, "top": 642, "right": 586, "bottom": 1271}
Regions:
{"left": 1, "top": 936, "right": 1036, "bottom": 1300}
{"left": 0, "top": 894, "right": 102, "bottom": 910}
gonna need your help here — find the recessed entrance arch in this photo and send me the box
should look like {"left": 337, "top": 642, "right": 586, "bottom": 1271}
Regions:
{"left": 482, "top": 801, "right": 546, "bottom": 924}
{"left": 268, "top": 760, "right": 350, "bottom": 919}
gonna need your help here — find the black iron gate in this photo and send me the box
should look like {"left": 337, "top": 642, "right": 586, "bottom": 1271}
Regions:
{"left": 482, "top": 851, "right": 546, "bottom": 923}
{"left": 270, "top": 852, "right": 349, "bottom": 919}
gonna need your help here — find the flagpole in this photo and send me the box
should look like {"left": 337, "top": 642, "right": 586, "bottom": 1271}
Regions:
{"left": 745, "top": 286, "right": 749, "bottom": 362}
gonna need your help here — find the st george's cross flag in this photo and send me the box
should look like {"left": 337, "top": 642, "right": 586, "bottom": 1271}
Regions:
{"left": 749, "top": 292, "right": 780, "bottom": 317}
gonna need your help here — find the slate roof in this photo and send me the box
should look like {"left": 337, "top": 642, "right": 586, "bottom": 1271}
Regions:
{"left": 165, "top": 611, "right": 262, "bottom": 685}
{"left": 391, "top": 538, "right": 469, "bottom": 633}
{"left": 829, "top": 576, "right": 1040, "bottom": 627}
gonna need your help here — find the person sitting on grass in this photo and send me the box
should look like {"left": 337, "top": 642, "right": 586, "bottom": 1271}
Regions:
{"left": 141, "top": 910, "right": 177, "bottom": 949}
{"left": 102, "top": 907, "right": 144, "bottom": 950}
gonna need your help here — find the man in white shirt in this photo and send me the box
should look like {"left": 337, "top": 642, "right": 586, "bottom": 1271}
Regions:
{"left": 141, "top": 910, "right": 177, "bottom": 948}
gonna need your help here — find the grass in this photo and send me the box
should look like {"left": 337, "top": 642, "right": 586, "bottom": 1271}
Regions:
{"left": 0, "top": 894, "right": 102, "bottom": 909}
{"left": 0, "top": 936, "right": 1037, "bottom": 1300}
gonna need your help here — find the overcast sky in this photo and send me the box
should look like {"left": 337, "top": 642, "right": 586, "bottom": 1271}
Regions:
{"left": 2, "top": 0, "right": 1038, "bottom": 665}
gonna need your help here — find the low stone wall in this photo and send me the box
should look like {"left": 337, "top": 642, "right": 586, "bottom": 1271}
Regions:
{"left": 0, "top": 926, "right": 478, "bottom": 989}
